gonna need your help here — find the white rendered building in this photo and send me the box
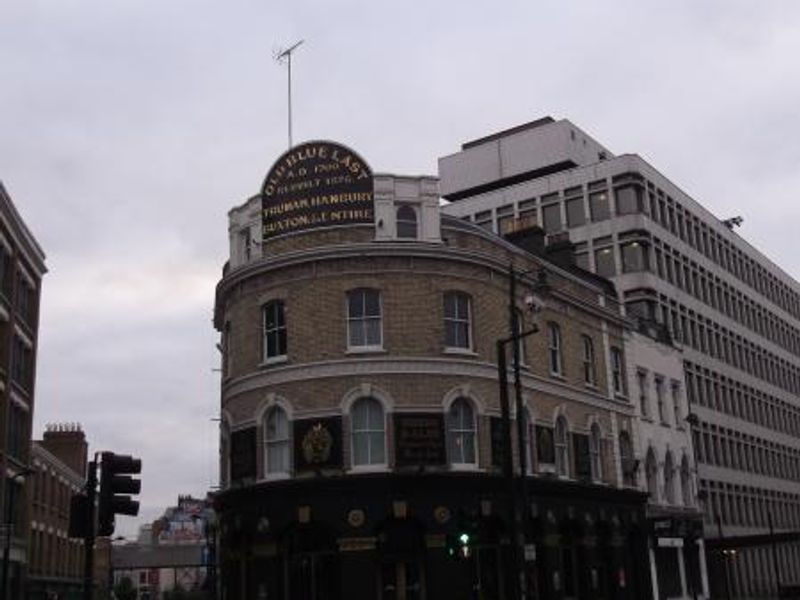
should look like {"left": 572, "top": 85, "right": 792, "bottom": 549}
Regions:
{"left": 440, "top": 117, "right": 800, "bottom": 598}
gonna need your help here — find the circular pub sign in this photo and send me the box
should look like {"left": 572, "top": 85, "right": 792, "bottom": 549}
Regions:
{"left": 261, "top": 141, "right": 374, "bottom": 240}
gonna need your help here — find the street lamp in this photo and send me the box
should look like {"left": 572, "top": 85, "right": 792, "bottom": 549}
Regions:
{"left": 496, "top": 264, "right": 548, "bottom": 600}
{"left": 2, "top": 466, "right": 35, "bottom": 600}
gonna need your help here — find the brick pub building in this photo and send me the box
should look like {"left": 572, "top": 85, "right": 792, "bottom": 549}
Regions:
{"left": 213, "top": 142, "right": 652, "bottom": 599}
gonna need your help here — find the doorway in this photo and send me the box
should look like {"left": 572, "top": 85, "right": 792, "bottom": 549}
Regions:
{"left": 380, "top": 561, "right": 424, "bottom": 600}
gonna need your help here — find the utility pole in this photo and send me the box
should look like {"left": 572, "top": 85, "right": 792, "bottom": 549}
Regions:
{"left": 275, "top": 40, "right": 304, "bottom": 150}
{"left": 84, "top": 457, "right": 98, "bottom": 600}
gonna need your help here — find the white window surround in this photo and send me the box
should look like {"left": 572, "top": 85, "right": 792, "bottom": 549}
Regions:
{"left": 396, "top": 204, "right": 419, "bottom": 239}
{"left": 548, "top": 322, "right": 563, "bottom": 376}
{"left": 590, "top": 423, "right": 602, "bottom": 482}
{"left": 444, "top": 291, "right": 473, "bottom": 351}
{"left": 555, "top": 416, "right": 569, "bottom": 477}
{"left": 447, "top": 397, "right": 478, "bottom": 468}
{"left": 263, "top": 405, "right": 291, "bottom": 479}
{"left": 346, "top": 289, "right": 383, "bottom": 351}
{"left": 350, "top": 397, "right": 387, "bottom": 469}
{"left": 262, "top": 300, "right": 287, "bottom": 362}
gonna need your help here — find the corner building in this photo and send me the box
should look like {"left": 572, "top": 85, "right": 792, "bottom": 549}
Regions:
{"left": 214, "top": 142, "right": 651, "bottom": 599}
{"left": 440, "top": 117, "right": 800, "bottom": 597}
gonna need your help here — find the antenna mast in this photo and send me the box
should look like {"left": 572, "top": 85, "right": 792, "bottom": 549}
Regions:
{"left": 275, "top": 39, "right": 304, "bottom": 150}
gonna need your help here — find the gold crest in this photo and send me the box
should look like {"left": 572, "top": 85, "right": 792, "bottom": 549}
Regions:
{"left": 302, "top": 422, "right": 333, "bottom": 464}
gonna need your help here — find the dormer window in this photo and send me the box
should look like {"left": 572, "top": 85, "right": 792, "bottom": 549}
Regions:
{"left": 396, "top": 205, "right": 418, "bottom": 239}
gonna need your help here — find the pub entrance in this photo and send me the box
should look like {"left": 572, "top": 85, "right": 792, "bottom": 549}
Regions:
{"left": 380, "top": 560, "right": 423, "bottom": 600}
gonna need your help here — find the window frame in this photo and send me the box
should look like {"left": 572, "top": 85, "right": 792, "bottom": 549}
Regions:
{"left": 555, "top": 416, "right": 569, "bottom": 477}
{"left": 263, "top": 405, "right": 291, "bottom": 478}
{"left": 590, "top": 423, "right": 603, "bottom": 482}
{"left": 548, "top": 322, "right": 563, "bottom": 376}
{"left": 350, "top": 397, "right": 387, "bottom": 469}
{"left": 443, "top": 292, "right": 473, "bottom": 352}
{"left": 346, "top": 288, "right": 383, "bottom": 351}
{"left": 447, "top": 398, "right": 478, "bottom": 468}
{"left": 610, "top": 347, "right": 625, "bottom": 396}
{"left": 396, "top": 204, "right": 418, "bottom": 239}
{"left": 262, "top": 300, "right": 288, "bottom": 363}
{"left": 581, "top": 335, "right": 596, "bottom": 386}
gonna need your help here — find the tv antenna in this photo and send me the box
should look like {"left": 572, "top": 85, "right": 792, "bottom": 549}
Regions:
{"left": 274, "top": 39, "right": 304, "bottom": 150}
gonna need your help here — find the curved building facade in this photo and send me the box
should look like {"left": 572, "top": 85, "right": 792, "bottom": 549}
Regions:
{"left": 213, "top": 142, "right": 651, "bottom": 600}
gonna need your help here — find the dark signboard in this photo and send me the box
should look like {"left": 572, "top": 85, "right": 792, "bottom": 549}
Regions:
{"left": 230, "top": 427, "right": 257, "bottom": 483}
{"left": 261, "top": 141, "right": 374, "bottom": 239}
{"left": 293, "top": 416, "right": 343, "bottom": 473}
{"left": 535, "top": 426, "right": 555, "bottom": 465}
{"left": 394, "top": 413, "right": 446, "bottom": 467}
{"left": 490, "top": 417, "right": 506, "bottom": 468}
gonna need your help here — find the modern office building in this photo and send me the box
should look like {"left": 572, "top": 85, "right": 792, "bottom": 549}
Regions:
{"left": 0, "top": 181, "right": 46, "bottom": 600}
{"left": 440, "top": 116, "right": 800, "bottom": 597}
{"left": 27, "top": 423, "right": 88, "bottom": 599}
{"left": 213, "top": 140, "right": 654, "bottom": 599}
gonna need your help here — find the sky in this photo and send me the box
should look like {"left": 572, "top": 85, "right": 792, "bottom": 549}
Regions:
{"left": 2, "top": 1, "right": 800, "bottom": 536}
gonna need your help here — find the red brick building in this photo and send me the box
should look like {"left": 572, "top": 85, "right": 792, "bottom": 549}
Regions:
{"left": 27, "top": 423, "right": 88, "bottom": 599}
{"left": 0, "top": 181, "right": 46, "bottom": 600}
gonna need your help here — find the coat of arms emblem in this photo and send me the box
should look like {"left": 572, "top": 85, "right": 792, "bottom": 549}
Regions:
{"left": 302, "top": 422, "right": 333, "bottom": 464}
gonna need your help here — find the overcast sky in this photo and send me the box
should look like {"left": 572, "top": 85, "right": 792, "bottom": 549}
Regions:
{"left": 2, "top": 1, "right": 799, "bottom": 536}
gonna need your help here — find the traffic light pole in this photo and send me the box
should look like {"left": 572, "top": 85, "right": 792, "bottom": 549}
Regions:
{"left": 84, "top": 457, "right": 98, "bottom": 600}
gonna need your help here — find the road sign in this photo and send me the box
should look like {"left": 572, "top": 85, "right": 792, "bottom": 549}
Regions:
{"left": 524, "top": 543, "right": 536, "bottom": 562}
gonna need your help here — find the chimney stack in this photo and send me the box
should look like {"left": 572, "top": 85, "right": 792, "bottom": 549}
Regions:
{"left": 41, "top": 423, "right": 88, "bottom": 477}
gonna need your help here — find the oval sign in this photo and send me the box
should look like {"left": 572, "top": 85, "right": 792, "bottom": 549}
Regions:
{"left": 261, "top": 141, "right": 374, "bottom": 240}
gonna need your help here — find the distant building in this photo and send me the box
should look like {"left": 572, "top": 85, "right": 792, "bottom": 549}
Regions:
{"left": 112, "top": 496, "right": 214, "bottom": 599}
{"left": 27, "top": 423, "right": 88, "bottom": 599}
{"left": 0, "top": 181, "right": 46, "bottom": 600}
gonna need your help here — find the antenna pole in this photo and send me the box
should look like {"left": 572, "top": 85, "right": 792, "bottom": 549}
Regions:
{"left": 287, "top": 50, "right": 293, "bottom": 149}
{"left": 276, "top": 40, "right": 304, "bottom": 150}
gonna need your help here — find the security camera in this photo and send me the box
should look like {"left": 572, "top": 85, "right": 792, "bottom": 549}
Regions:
{"left": 525, "top": 293, "right": 545, "bottom": 314}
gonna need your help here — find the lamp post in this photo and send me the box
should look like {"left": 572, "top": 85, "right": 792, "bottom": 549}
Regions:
{"left": 2, "top": 467, "right": 35, "bottom": 600}
{"left": 496, "top": 263, "right": 548, "bottom": 600}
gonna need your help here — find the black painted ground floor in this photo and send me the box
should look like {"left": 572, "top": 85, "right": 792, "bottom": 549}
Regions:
{"left": 646, "top": 511, "right": 708, "bottom": 599}
{"left": 215, "top": 473, "right": 651, "bottom": 600}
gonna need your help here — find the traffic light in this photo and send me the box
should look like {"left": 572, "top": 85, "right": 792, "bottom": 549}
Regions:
{"left": 98, "top": 452, "right": 141, "bottom": 536}
{"left": 446, "top": 531, "right": 472, "bottom": 559}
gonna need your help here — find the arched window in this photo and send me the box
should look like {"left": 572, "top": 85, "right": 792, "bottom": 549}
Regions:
{"left": 681, "top": 455, "right": 692, "bottom": 506}
{"left": 664, "top": 451, "right": 675, "bottom": 504}
{"left": 548, "top": 323, "right": 563, "bottom": 375}
{"left": 264, "top": 406, "right": 290, "bottom": 475}
{"left": 396, "top": 205, "right": 418, "bottom": 239}
{"left": 522, "top": 408, "right": 534, "bottom": 474}
{"left": 555, "top": 416, "right": 569, "bottom": 476}
{"left": 590, "top": 423, "right": 602, "bottom": 481}
{"left": 619, "top": 431, "right": 635, "bottom": 486}
{"left": 447, "top": 398, "right": 476, "bottom": 466}
{"left": 645, "top": 448, "right": 658, "bottom": 502}
{"left": 582, "top": 335, "right": 596, "bottom": 385}
{"left": 351, "top": 397, "right": 386, "bottom": 467}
